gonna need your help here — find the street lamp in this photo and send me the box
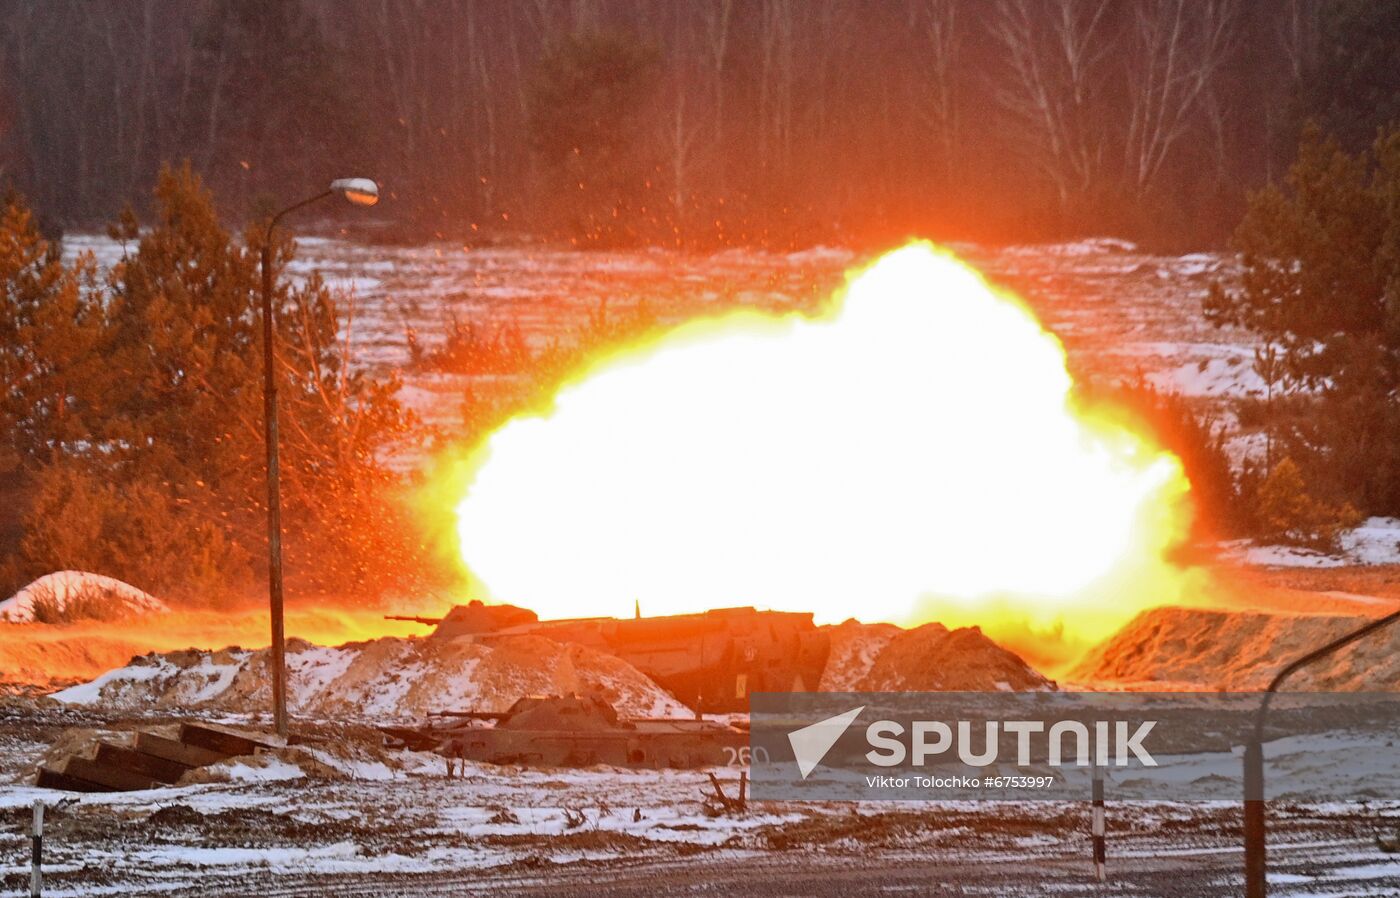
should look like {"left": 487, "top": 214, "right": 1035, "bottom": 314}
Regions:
{"left": 260, "top": 177, "right": 379, "bottom": 740}
{"left": 1243, "top": 604, "right": 1400, "bottom": 898}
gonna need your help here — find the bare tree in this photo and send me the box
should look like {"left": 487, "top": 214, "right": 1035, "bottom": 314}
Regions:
{"left": 1122, "top": 0, "right": 1239, "bottom": 198}
{"left": 697, "top": 0, "right": 733, "bottom": 189}
{"left": 990, "top": 0, "right": 1114, "bottom": 209}
{"left": 0, "top": 0, "right": 1329, "bottom": 244}
{"left": 912, "top": 0, "right": 961, "bottom": 183}
{"left": 757, "top": 0, "right": 796, "bottom": 171}
{"left": 665, "top": 80, "right": 704, "bottom": 226}
{"left": 802, "top": 1, "right": 859, "bottom": 150}
{"left": 1261, "top": 0, "right": 1319, "bottom": 183}
{"left": 657, "top": 6, "right": 707, "bottom": 229}
{"left": 1199, "top": 83, "right": 1233, "bottom": 185}
{"left": 1278, "top": 0, "right": 1320, "bottom": 86}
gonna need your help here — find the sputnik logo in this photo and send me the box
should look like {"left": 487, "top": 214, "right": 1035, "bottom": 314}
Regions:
{"left": 788, "top": 706, "right": 864, "bottom": 779}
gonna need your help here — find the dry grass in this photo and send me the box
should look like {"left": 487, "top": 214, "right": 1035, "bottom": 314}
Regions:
{"left": 26, "top": 580, "right": 140, "bottom": 625}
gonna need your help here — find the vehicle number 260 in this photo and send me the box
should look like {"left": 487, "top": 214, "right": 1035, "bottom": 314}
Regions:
{"left": 722, "top": 746, "right": 769, "bottom": 766}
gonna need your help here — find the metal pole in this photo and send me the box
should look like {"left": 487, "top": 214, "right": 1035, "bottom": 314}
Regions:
{"left": 260, "top": 239, "right": 287, "bottom": 740}
{"left": 30, "top": 800, "right": 44, "bottom": 898}
{"left": 1243, "top": 605, "right": 1400, "bottom": 898}
{"left": 259, "top": 190, "right": 330, "bottom": 741}
{"left": 1091, "top": 769, "right": 1105, "bottom": 883}
{"left": 1244, "top": 740, "right": 1265, "bottom": 898}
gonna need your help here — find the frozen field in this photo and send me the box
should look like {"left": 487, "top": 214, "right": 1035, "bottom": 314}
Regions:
{"left": 61, "top": 234, "right": 1260, "bottom": 451}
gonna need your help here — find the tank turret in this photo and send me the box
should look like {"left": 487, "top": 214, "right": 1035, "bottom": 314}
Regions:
{"left": 386, "top": 599, "right": 538, "bottom": 640}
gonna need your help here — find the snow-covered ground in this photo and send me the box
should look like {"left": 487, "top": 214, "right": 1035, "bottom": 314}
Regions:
{"left": 0, "top": 747, "right": 801, "bottom": 891}
{"left": 0, "top": 572, "right": 167, "bottom": 624}
{"left": 2, "top": 697, "right": 1396, "bottom": 898}
{"left": 1223, "top": 517, "right": 1400, "bottom": 568}
{"left": 1, "top": 756, "right": 1395, "bottom": 895}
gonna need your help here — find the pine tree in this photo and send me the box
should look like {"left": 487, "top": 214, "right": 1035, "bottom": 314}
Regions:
{"left": 0, "top": 191, "right": 119, "bottom": 593}
{"left": 3, "top": 167, "right": 427, "bottom": 602}
{"left": 104, "top": 164, "right": 262, "bottom": 497}
{"left": 1207, "top": 125, "right": 1400, "bottom": 515}
{"left": 0, "top": 193, "right": 113, "bottom": 470}
{"left": 14, "top": 459, "right": 237, "bottom": 598}
{"left": 1255, "top": 457, "right": 1362, "bottom": 552}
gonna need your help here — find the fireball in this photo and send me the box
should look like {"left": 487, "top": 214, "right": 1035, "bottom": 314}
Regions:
{"left": 452, "top": 243, "right": 1195, "bottom": 668}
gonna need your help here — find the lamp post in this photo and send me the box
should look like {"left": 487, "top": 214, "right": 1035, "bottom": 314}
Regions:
{"left": 1243, "top": 604, "right": 1400, "bottom": 898}
{"left": 260, "top": 178, "right": 379, "bottom": 739}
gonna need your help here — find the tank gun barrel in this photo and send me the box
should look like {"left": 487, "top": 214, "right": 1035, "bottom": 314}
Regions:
{"left": 384, "top": 614, "right": 443, "bottom": 626}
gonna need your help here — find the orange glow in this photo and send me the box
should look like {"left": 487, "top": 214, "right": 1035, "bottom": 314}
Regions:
{"left": 450, "top": 243, "right": 1199, "bottom": 668}
{"left": 0, "top": 606, "right": 431, "bottom": 689}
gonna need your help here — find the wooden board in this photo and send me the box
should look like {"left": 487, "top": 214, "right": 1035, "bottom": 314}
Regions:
{"left": 36, "top": 766, "right": 116, "bottom": 793}
{"left": 60, "top": 756, "right": 160, "bottom": 791}
{"left": 178, "top": 723, "right": 283, "bottom": 757}
{"left": 93, "top": 742, "right": 191, "bottom": 785}
{"left": 133, "top": 731, "right": 230, "bottom": 768}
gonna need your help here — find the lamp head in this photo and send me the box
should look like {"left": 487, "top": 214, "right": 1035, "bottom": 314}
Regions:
{"left": 330, "top": 178, "right": 379, "bottom": 207}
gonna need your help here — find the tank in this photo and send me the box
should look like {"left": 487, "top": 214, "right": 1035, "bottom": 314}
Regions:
{"left": 386, "top": 601, "right": 538, "bottom": 638}
{"left": 419, "top": 694, "right": 747, "bottom": 769}
{"left": 388, "top": 601, "right": 830, "bottom": 713}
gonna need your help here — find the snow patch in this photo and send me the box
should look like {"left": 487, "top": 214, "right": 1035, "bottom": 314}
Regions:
{"left": 1147, "top": 356, "right": 1266, "bottom": 398}
{"left": 1226, "top": 517, "right": 1400, "bottom": 568}
{"left": 53, "top": 634, "right": 691, "bottom": 721}
{"left": 223, "top": 756, "right": 308, "bottom": 784}
{"left": 0, "top": 571, "right": 168, "bottom": 624}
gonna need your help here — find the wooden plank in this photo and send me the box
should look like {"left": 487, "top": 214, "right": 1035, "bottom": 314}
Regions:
{"left": 178, "top": 723, "right": 283, "bottom": 758}
{"left": 134, "top": 732, "right": 229, "bottom": 768}
{"left": 36, "top": 766, "right": 115, "bottom": 793}
{"left": 60, "top": 756, "right": 160, "bottom": 792}
{"left": 94, "top": 742, "right": 191, "bottom": 785}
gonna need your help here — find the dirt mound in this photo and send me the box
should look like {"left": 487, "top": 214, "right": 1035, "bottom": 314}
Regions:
{"left": 1071, "top": 606, "right": 1400, "bottom": 690}
{"left": 0, "top": 630, "right": 154, "bottom": 693}
{"left": 819, "top": 619, "right": 901, "bottom": 691}
{"left": 855, "top": 623, "right": 1054, "bottom": 691}
{"left": 181, "top": 739, "right": 418, "bottom": 785}
{"left": 52, "top": 634, "right": 691, "bottom": 720}
{"left": 0, "top": 571, "right": 167, "bottom": 624}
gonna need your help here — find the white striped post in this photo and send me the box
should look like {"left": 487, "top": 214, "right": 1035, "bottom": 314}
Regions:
{"left": 1091, "top": 769, "right": 1106, "bottom": 882}
{"left": 30, "top": 799, "right": 44, "bottom": 898}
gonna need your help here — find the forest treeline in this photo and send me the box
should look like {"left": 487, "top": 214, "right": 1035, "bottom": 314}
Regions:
{"left": 3, "top": 0, "right": 1397, "bottom": 249}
